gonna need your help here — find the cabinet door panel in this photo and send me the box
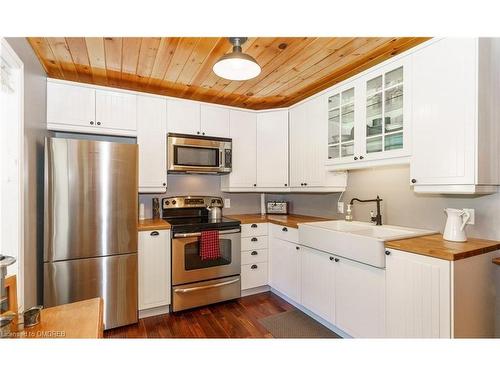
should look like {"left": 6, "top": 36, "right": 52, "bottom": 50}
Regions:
{"left": 300, "top": 246, "right": 334, "bottom": 323}
{"left": 137, "top": 96, "right": 167, "bottom": 192}
{"left": 47, "top": 82, "right": 95, "bottom": 127}
{"left": 410, "top": 38, "right": 476, "bottom": 185}
{"left": 335, "top": 257, "right": 385, "bottom": 338}
{"left": 167, "top": 99, "right": 200, "bottom": 135}
{"left": 138, "top": 230, "right": 171, "bottom": 310}
{"left": 201, "top": 105, "right": 230, "bottom": 137}
{"left": 289, "top": 104, "right": 307, "bottom": 187}
{"left": 227, "top": 110, "right": 257, "bottom": 187}
{"left": 269, "top": 238, "right": 300, "bottom": 302}
{"left": 256, "top": 110, "right": 289, "bottom": 188}
{"left": 95, "top": 90, "right": 137, "bottom": 131}
{"left": 386, "top": 249, "right": 450, "bottom": 338}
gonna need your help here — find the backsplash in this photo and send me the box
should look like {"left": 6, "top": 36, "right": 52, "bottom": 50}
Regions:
{"left": 142, "top": 165, "right": 500, "bottom": 241}
{"left": 139, "top": 174, "right": 261, "bottom": 218}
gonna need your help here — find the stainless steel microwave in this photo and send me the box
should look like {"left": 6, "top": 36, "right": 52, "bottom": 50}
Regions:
{"left": 167, "top": 133, "right": 232, "bottom": 174}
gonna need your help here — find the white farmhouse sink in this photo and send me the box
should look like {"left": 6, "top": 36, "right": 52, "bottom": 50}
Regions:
{"left": 298, "top": 220, "right": 436, "bottom": 268}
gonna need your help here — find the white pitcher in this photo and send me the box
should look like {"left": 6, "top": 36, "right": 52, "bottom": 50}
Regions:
{"left": 443, "top": 208, "right": 471, "bottom": 242}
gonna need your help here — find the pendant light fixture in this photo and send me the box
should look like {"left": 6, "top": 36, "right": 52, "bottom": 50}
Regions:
{"left": 213, "top": 37, "right": 261, "bottom": 81}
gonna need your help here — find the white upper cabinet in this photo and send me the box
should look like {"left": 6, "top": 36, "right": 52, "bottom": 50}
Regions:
{"left": 289, "top": 95, "right": 347, "bottom": 191}
{"left": 47, "top": 80, "right": 137, "bottom": 136}
{"left": 256, "top": 110, "right": 289, "bottom": 188}
{"left": 410, "top": 38, "right": 500, "bottom": 194}
{"left": 200, "top": 105, "right": 230, "bottom": 138}
{"left": 137, "top": 95, "right": 167, "bottom": 193}
{"left": 221, "top": 110, "right": 257, "bottom": 189}
{"left": 166, "top": 99, "right": 201, "bottom": 135}
{"left": 47, "top": 81, "right": 96, "bottom": 128}
{"left": 95, "top": 89, "right": 137, "bottom": 131}
{"left": 326, "top": 57, "right": 411, "bottom": 170}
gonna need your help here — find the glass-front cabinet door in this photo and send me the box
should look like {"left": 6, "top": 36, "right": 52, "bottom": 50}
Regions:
{"left": 328, "top": 86, "right": 357, "bottom": 162}
{"left": 361, "top": 59, "right": 410, "bottom": 161}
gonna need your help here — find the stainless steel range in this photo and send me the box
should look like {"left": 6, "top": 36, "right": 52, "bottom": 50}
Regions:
{"left": 162, "top": 196, "right": 241, "bottom": 312}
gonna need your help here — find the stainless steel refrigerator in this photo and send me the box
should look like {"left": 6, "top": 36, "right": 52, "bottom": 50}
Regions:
{"left": 44, "top": 137, "right": 138, "bottom": 329}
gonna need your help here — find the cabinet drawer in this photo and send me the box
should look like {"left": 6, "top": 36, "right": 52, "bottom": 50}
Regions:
{"left": 241, "top": 235, "right": 268, "bottom": 251}
{"left": 270, "top": 224, "right": 299, "bottom": 243}
{"left": 241, "top": 262, "right": 268, "bottom": 290}
{"left": 241, "top": 249, "right": 268, "bottom": 265}
{"left": 241, "top": 223, "right": 268, "bottom": 238}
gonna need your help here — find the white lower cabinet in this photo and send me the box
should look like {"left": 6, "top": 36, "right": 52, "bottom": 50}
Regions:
{"left": 335, "top": 256, "right": 386, "bottom": 338}
{"left": 240, "top": 223, "right": 269, "bottom": 291}
{"left": 300, "top": 246, "right": 335, "bottom": 323}
{"left": 385, "top": 248, "right": 451, "bottom": 338}
{"left": 138, "top": 229, "right": 171, "bottom": 311}
{"left": 269, "top": 237, "right": 301, "bottom": 302}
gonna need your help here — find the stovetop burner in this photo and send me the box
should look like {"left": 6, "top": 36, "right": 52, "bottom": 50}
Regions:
{"left": 161, "top": 196, "right": 240, "bottom": 233}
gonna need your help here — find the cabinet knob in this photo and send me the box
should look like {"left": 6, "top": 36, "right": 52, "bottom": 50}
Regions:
{"left": 304, "top": 182, "right": 308, "bottom": 186}
{"left": 97, "top": 121, "right": 101, "bottom": 125}
{"left": 385, "top": 250, "right": 391, "bottom": 256}
{"left": 251, "top": 251, "right": 258, "bottom": 256}
{"left": 251, "top": 224, "right": 258, "bottom": 228}
{"left": 162, "top": 182, "right": 166, "bottom": 186}
{"left": 253, "top": 184, "right": 257, "bottom": 187}
{"left": 197, "top": 131, "right": 200, "bottom": 134}
{"left": 150, "top": 231, "right": 159, "bottom": 236}
{"left": 354, "top": 156, "right": 358, "bottom": 160}
{"left": 251, "top": 264, "right": 258, "bottom": 269}
{"left": 334, "top": 258, "right": 339, "bottom": 262}
{"left": 90, "top": 121, "right": 94, "bottom": 125}
{"left": 359, "top": 155, "right": 364, "bottom": 160}
{"left": 411, "top": 179, "right": 417, "bottom": 184}
{"left": 282, "top": 227, "right": 288, "bottom": 232}
{"left": 295, "top": 246, "right": 300, "bottom": 250}
{"left": 202, "top": 132, "right": 205, "bottom": 135}
{"left": 329, "top": 256, "right": 334, "bottom": 261}
{"left": 251, "top": 237, "right": 258, "bottom": 242}
{"left": 284, "top": 183, "right": 287, "bottom": 187}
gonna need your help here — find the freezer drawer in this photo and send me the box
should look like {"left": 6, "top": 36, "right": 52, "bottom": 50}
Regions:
{"left": 44, "top": 253, "right": 138, "bottom": 329}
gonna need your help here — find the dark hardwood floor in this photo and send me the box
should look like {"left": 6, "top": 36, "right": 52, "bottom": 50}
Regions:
{"left": 105, "top": 292, "right": 295, "bottom": 338}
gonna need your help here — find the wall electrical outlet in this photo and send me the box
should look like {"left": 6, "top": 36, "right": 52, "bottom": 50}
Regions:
{"left": 463, "top": 208, "right": 475, "bottom": 225}
{"left": 337, "top": 202, "right": 344, "bottom": 214}
{"left": 224, "top": 198, "right": 231, "bottom": 208}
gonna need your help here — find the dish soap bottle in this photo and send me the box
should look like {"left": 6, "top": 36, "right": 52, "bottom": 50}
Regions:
{"left": 345, "top": 204, "right": 353, "bottom": 221}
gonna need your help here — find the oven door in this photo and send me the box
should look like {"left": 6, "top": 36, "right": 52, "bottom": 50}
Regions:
{"left": 167, "top": 134, "right": 231, "bottom": 174}
{"left": 172, "top": 228, "right": 241, "bottom": 286}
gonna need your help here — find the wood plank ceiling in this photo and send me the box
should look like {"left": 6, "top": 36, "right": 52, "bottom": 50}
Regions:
{"left": 27, "top": 37, "right": 428, "bottom": 110}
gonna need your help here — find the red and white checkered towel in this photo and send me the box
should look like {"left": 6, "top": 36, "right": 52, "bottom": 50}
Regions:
{"left": 199, "top": 230, "right": 221, "bottom": 260}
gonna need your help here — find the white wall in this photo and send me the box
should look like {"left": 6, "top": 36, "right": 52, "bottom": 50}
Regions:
{"left": 5, "top": 37, "right": 47, "bottom": 307}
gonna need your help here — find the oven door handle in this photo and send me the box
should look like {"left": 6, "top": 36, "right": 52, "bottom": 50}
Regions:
{"left": 173, "top": 228, "right": 241, "bottom": 238}
{"left": 174, "top": 277, "right": 240, "bottom": 293}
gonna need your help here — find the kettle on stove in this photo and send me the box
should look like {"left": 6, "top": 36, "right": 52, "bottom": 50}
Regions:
{"left": 443, "top": 208, "right": 471, "bottom": 242}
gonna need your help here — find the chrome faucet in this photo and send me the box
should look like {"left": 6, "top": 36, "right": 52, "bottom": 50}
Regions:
{"left": 348, "top": 196, "right": 383, "bottom": 226}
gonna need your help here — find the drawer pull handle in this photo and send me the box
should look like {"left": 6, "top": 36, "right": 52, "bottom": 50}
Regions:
{"left": 385, "top": 250, "right": 391, "bottom": 256}
{"left": 282, "top": 227, "right": 288, "bottom": 232}
{"left": 251, "top": 237, "right": 258, "bottom": 242}
{"left": 251, "top": 224, "right": 258, "bottom": 228}
{"left": 251, "top": 251, "right": 258, "bottom": 255}
{"left": 251, "top": 264, "right": 258, "bottom": 269}
{"left": 150, "top": 231, "right": 159, "bottom": 236}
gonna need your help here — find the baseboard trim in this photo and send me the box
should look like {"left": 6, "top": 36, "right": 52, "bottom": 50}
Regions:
{"left": 270, "top": 288, "right": 351, "bottom": 339}
{"left": 139, "top": 305, "right": 170, "bottom": 319}
{"left": 241, "top": 285, "right": 270, "bottom": 297}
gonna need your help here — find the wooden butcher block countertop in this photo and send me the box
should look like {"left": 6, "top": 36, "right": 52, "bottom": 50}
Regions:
{"left": 493, "top": 257, "right": 500, "bottom": 266}
{"left": 224, "top": 213, "right": 329, "bottom": 229}
{"left": 386, "top": 234, "right": 500, "bottom": 261}
{"left": 138, "top": 218, "right": 171, "bottom": 231}
{"left": 12, "top": 298, "right": 103, "bottom": 339}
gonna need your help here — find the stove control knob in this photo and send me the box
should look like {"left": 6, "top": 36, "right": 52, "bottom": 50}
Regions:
{"left": 165, "top": 200, "right": 170, "bottom": 206}
{"left": 211, "top": 199, "right": 216, "bottom": 204}
{"left": 172, "top": 200, "right": 177, "bottom": 205}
